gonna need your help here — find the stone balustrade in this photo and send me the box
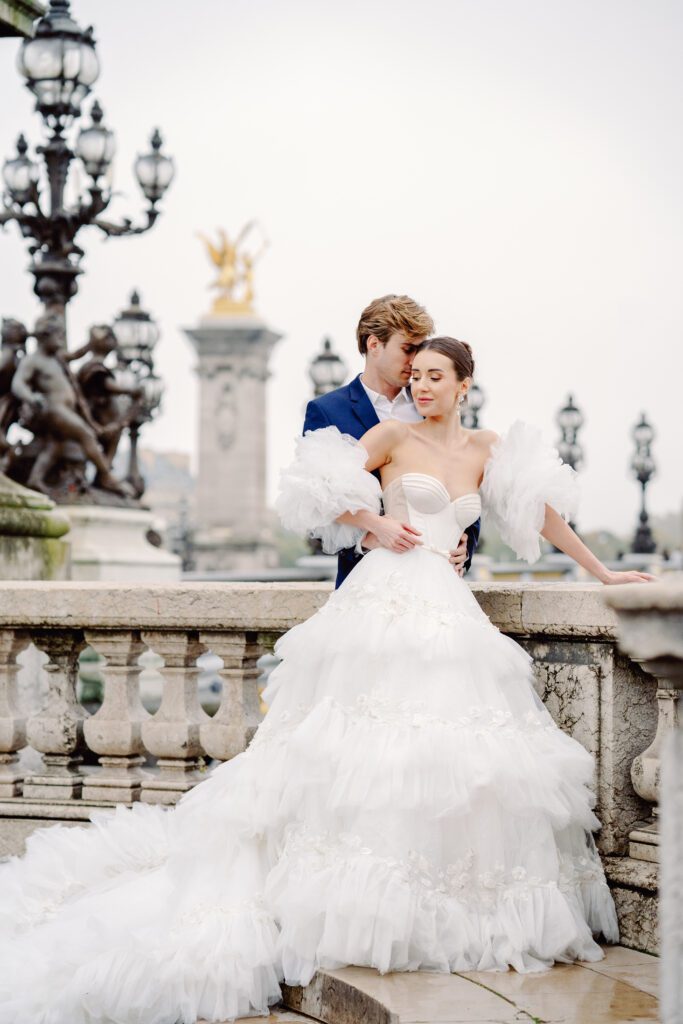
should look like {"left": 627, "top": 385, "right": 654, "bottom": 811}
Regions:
{"left": 0, "top": 579, "right": 665, "bottom": 955}
{"left": 0, "top": 582, "right": 329, "bottom": 821}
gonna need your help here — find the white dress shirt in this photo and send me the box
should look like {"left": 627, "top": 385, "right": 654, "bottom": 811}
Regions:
{"left": 359, "top": 377, "right": 423, "bottom": 423}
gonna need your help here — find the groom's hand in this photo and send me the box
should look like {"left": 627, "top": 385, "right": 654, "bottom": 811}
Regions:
{"left": 449, "top": 533, "right": 469, "bottom": 577}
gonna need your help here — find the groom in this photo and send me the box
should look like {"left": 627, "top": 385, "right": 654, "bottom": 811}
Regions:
{"left": 303, "top": 294, "right": 481, "bottom": 588}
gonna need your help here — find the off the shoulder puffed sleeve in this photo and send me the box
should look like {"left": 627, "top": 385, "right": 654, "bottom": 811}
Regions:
{"left": 276, "top": 426, "right": 382, "bottom": 554}
{"left": 480, "top": 420, "right": 579, "bottom": 563}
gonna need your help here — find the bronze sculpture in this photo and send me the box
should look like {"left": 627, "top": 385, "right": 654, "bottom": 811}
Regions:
{"left": 0, "top": 319, "right": 28, "bottom": 456}
{"left": 70, "top": 324, "right": 144, "bottom": 475}
{"left": 10, "top": 315, "right": 131, "bottom": 498}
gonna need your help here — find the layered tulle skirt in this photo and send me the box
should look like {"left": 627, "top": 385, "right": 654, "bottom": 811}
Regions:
{"left": 0, "top": 547, "right": 618, "bottom": 1024}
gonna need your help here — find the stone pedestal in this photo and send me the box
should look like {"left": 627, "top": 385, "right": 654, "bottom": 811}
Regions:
{"left": 62, "top": 505, "right": 180, "bottom": 582}
{"left": 0, "top": 473, "right": 70, "bottom": 581}
{"left": 183, "top": 314, "right": 281, "bottom": 573}
{"left": 605, "top": 576, "right": 683, "bottom": 1020}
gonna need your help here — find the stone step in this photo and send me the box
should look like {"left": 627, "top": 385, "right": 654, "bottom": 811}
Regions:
{"left": 280, "top": 945, "right": 660, "bottom": 1024}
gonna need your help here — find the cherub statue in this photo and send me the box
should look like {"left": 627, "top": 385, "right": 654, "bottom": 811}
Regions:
{"left": 0, "top": 318, "right": 28, "bottom": 454}
{"left": 68, "top": 324, "right": 145, "bottom": 474}
{"left": 11, "top": 314, "right": 130, "bottom": 497}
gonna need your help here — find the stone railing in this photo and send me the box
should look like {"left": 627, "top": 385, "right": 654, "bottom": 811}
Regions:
{"left": 0, "top": 582, "right": 329, "bottom": 821}
{"left": 0, "top": 580, "right": 664, "bottom": 953}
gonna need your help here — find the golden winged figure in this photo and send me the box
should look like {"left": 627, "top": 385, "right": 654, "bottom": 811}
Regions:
{"left": 197, "top": 221, "right": 269, "bottom": 317}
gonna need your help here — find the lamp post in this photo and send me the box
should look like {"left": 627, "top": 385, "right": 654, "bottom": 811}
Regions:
{"left": 556, "top": 394, "right": 584, "bottom": 533}
{"left": 461, "top": 381, "right": 485, "bottom": 429}
{"left": 1, "top": 0, "right": 174, "bottom": 333}
{"left": 630, "top": 413, "right": 657, "bottom": 555}
{"left": 309, "top": 336, "right": 347, "bottom": 397}
{"left": 306, "top": 336, "right": 346, "bottom": 556}
{"left": 112, "top": 290, "right": 162, "bottom": 499}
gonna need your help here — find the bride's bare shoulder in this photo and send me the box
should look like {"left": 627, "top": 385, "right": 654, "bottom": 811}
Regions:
{"left": 469, "top": 428, "right": 500, "bottom": 454}
{"left": 361, "top": 420, "right": 410, "bottom": 447}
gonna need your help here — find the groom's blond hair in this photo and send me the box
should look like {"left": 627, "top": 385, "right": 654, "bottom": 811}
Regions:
{"left": 356, "top": 295, "right": 434, "bottom": 355}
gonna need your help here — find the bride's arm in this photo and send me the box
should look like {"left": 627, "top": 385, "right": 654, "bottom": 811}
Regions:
{"left": 541, "top": 508, "right": 654, "bottom": 585}
{"left": 480, "top": 422, "right": 654, "bottom": 585}
{"left": 335, "top": 421, "right": 422, "bottom": 553}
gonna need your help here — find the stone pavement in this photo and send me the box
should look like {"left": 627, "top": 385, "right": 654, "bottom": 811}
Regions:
{"left": 220, "top": 946, "right": 660, "bottom": 1024}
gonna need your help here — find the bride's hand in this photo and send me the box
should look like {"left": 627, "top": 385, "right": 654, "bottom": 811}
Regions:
{"left": 370, "top": 516, "right": 422, "bottom": 553}
{"left": 599, "top": 569, "right": 657, "bottom": 585}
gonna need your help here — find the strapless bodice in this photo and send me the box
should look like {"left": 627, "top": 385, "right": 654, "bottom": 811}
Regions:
{"left": 382, "top": 473, "right": 481, "bottom": 556}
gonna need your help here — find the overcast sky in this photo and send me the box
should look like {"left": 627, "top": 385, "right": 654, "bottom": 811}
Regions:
{"left": 1, "top": 0, "right": 681, "bottom": 536}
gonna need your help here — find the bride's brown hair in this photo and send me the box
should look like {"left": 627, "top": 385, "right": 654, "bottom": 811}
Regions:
{"left": 419, "top": 336, "right": 475, "bottom": 381}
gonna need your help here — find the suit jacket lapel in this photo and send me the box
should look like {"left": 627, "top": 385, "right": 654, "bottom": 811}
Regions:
{"left": 349, "top": 374, "right": 379, "bottom": 435}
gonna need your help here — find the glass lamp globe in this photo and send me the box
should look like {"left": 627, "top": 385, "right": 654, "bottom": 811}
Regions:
{"left": 557, "top": 395, "right": 584, "bottom": 435}
{"left": 76, "top": 100, "right": 115, "bottom": 181}
{"left": 17, "top": 1, "right": 99, "bottom": 122}
{"left": 134, "top": 129, "right": 175, "bottom": 204}
{"left": 632, "top": 414, "right": 654, "bottom": 449}
{"left": 467, "top": 382, "right": 484, "bottom": 413}
{"left": 141, "top": 374, "right": 163, "bottom": 417}
{"left": 2, "top": 135, "right": 39, "bottom": 204}
{"left": 309, "top": 337, "right": 347, "bottom": 392}
{"left": 112, "top": 291, "right": 160, "bottom": 367}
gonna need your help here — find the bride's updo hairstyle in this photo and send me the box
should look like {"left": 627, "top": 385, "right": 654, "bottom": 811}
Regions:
{"left": 419, "top": 336, "right": 475, "bottom": 382}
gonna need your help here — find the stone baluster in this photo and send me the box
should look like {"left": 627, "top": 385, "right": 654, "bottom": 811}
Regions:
{"left": 199, "top": 631, "right": 265, "bottom": 761}
{"left": 81, "top": 630, "right": 151, "bottom": 804}
{"left": 24, "top": 630, "right": 87, "bottom": 800}
{"left": 140, "top": 630, "right": 209, "bottom": 804}
{"left": 628, "top": 684, "right": 680, "bottom": 861}
{"left": 0, "top": 629, "right": 29, "bottom": 798}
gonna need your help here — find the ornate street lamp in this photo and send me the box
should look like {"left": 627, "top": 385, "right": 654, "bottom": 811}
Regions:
{"left": 1, "top": 0, "right": 174, "bottom": 330}
{"left": 630, "top": 413, "right": 657, "bottom": 554}
{"left": 309, "top": 336, "right": 347, "bottom": 397}
{"left": 461, "top": 381, "right": 485, "bottom": 429}
{"left": 112, "top": 290, "right": 163, "bottom": 498}
{"left": 556, "top": 394, "right": 584, "bottom": 472}
{"left": 555, "top": 394, "right": 584, "bottom": 536}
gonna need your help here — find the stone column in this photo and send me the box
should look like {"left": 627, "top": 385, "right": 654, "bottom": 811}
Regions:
{"left": 199, "top": 631, "right": 264, "bottom": 760}
{"left": 183, "top": 314, "right": 282, "bottom": 573}
{"left": 139, "top": 631, "right": 209, "bottom": 803}
{"left": 81, "top": 630, "right": 150, "bottom": 803}
{"left": 0, "top": 628, "right": 29, "bottom": 797}
{"left": 605, "top": 579, "right": 683, "bottom": 1024}
{"left": 24, "top": 630, "right": 87, "bottom": 800}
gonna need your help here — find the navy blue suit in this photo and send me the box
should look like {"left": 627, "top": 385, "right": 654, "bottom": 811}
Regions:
{"left": 303, "top": 374, "right": 481, "bottom": 588}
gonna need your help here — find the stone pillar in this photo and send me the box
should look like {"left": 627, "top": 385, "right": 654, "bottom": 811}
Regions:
{"left": 183, "top": 314, "right": 281, "bottom": 573}
{"left": 0, "top": 628, "right": 29, "bottom": 797}
{"left": 81, "top": 630, "right": 150, "bottom": 803}
{"left": 139, "top": 631, "right": 208, "bottom": 803}
{"left": 24, "top": 630, "right": 87, "bottom": 800}
{"left": 199, "top": 631, "right": 264, "bottom": 760}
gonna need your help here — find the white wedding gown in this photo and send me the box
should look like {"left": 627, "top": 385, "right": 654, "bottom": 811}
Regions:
{"left": 0, "top": 423, "right": 618, "bottom": 1024}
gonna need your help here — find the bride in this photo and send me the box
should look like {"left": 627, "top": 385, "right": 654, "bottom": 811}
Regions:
{"left": 0, "top": 337, "right": 652, "bottom": 1024}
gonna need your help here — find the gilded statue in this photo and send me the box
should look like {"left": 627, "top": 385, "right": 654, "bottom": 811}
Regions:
{"left": 197, "top": 221, "right": 268, "bottom": 316}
